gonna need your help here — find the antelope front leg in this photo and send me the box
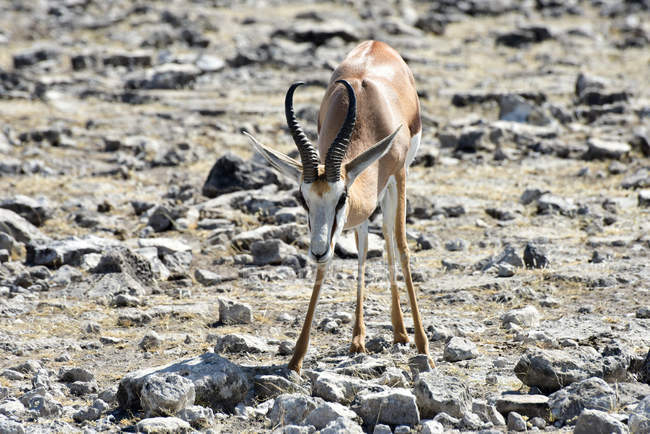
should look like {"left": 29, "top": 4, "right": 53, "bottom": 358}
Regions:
{"left": 394, "top": 171, "right": 434, "bottom": 367}
{"left": 351, "top": 222, "right": 369, "bottom": 353}
{"left": 288, "top": 264, "right": 327, "bottom": 374}
{"left": 382, "top": 178, "right": 410, "bottom": 345}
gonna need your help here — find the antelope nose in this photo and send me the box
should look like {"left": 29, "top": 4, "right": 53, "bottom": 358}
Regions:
{"left": 311, "top": 250, "right": 327, "bottom": 261}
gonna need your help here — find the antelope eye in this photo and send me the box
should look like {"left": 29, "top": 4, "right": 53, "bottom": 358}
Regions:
{"left": 336, "top": 192, "right": 347, "bottom": 211}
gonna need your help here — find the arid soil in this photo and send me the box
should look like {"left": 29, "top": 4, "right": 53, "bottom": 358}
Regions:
{"left": 0, "top": 0, "right": 649, "bottom": 433}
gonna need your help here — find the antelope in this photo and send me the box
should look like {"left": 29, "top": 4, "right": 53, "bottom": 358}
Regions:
{"left": 244, "top": 40, "right": 432, "bottom": 374}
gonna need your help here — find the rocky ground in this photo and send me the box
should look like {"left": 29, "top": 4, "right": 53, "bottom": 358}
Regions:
{"left": 1, "top": 0, "right": 650, "bottom": 433}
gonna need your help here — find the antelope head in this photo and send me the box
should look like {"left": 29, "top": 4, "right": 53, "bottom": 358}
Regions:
{"left": 244, "top": 80, "right": 400, "bottom": 264}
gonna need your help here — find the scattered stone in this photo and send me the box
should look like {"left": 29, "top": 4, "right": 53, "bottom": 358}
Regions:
{"left": 498, "top": 94, "right": 550, "bottom": 125}
{"left": 334, "top": 232, "right": 383, "bottom": 259}
{"left": 507, "top": 411, "right": 527, "bottom": 431}
{"left": 140, "top": 372, "right": 195, "bottom": 416}
{"left": 59, "top": 367, "right": 94, "bottom": 383}
{"left": 138, "top": 237, "right": 192, "bottom": 256}
{"left": 218, "top": 298, "right": 253, "bottom": 325}
{"left": 311, "top": 371, "right": 370, "bottom": 404}
{"left": 305, "top": 401, "right": 359, "bottom": 430}
{"left": 251, "top": 239, "right": 297, "bottom": 265}
{"left": 523, "top": 243, "right": 549, "bottom": 268}
{"left": 420, "top": 419, "right": 444, "bottom": 434}
{"left": 118, "top": 353, "right": 250, "bottom": 412}
{"left": 520, "top": 188, "right": 547, "bottom": 205}
{"left": 445, "top": 239, "right": 466, "bottom": 251}
{"left": 408, "top": 354, "right": 433, "bottom": 377}
{"left": 0, "top": 418, "right": 25, "bottom": 434}
{"left": 321, "top": 416, "right": 363, "bottom": 434}
{"left": 272, "top": 21, "right": 360, "bottom": 45}
{"left": 0, "top": 208, "right": 48, "bottom": 243}
{"left": 202, "top": 153, "right": 289, "bottom": 198}
{"left": 414, "top": 373, "right": 472, "bottom": 419}
{"left": 268, "top": 393, "right": 318, "bottom": 426}
{"left": 585, "top": 138, "right": 631, "bottom": 160}
{"left": 373, "top": 424, "right": 393, "bottom": 434}
{"left": 514, "top": 347, "right": 626, "bottom": 393}
{"left": 575, "top": 408, "right": 628, "bottom": 434}
{"left": 28, "top": 235, "right": 120, "bottom": 268}
{"left": 13, "top": 47, "right": 59, "bottom": 68}
{"left": 638, "top": 190, "right": 650, "bottom": 207}
{"left": 135, "top": 417, "right": 192, "bottom": 433}
{"left": 548, "top": 377, "right": 617, "bottom": 422}
{"left": 530, "top": 416, "right": 546, "bottom": 428}
{"left": 496, "top": 26, "right": 552, "bottom": 47}
{"left": 355, "top": 388, "right": 420, "bottom": 427}
{"left": 636, "top": 307, "right": 650, "bottom": 319}
{"left": 194, "top": 268, "right": 222, "bottom": 286}
{"left": 629, "top": 395, "right": 650, "bottom": 434}
{"left": 432, "top": 412, "right": 460, "bottom": 429}
{"left": 0, "top": 195, "right": 51, "bottom": 226}
{"left": 502, "top": 305, "right": 541, "bottom": 328}
{"left": 473, "top": 400, "right": 506, "bottom": 426}
{"left": 537, "top": 193, "right": 577, "bottom": 216}
{"left": 215, "top": 333, "right": 271, "bottom": 353}
{"left": 254, "top": 374, "right": 308, "bottom": 401}
{"left": 443, "top": 337, "right": 479, "bottom": 362}
{"left": 140, "top": 331, "right": 163, "bottom": 351}
{"left": 177, "top": 405, "right": 215, "bottom": 429}
{"left": 495, "top": 394, "right": 550, "bottom": 419}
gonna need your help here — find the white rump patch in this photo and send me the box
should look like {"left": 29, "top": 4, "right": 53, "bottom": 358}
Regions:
{"left": 405, "top": 130, "right": 421, "bottom": 171}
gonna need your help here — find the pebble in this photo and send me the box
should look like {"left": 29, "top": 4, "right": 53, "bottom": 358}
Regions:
{"left": 443, "top": 337, "right": 479, "bottom": 362}
{"left": 548, "top": 377, "right": 617, "bottom": 422}
{"left": 139, "top": 331, "right": 163, "bottom": 351}
{"left": 507, "top": 411, "right": 527, "bottom": 431}
{"left": 140, "top": 373, "right": 195, "bottom": 417}
{"left": 574, "top": 409, "right": 628, "bottom": 434}
{"left": 135, "top": 417, "right": 192, "bottom": 433}
{"left": 501, "top": 305, "right": 541, "bottom": 328}
{"left": 218, "top": 298, "right": 252, "bottom": 325}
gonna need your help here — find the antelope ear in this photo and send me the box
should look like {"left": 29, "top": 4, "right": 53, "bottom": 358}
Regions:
{"left": 343, "top": 125, "right": 402, "bottom": 187}
{"left": 243, "top": 131, "right": 302, "bottom": 181}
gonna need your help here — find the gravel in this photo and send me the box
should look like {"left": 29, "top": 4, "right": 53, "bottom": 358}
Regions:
{"left": 0, "top": 1, "right": 648, "bottom": 433}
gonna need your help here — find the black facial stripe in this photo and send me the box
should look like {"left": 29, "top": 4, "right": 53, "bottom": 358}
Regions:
{"left": 297, "top": 191, "right": 308, "bottom": 211}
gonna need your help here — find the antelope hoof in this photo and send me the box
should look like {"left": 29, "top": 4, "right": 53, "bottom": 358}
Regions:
{"left": 350, "top": 338, "right": 366, "bottom": 354}
{"left": 287, "top": 360, "right": 302, "bottom": 375}
{"left": 393, "top": 333, "right": 410, "bottom": 345}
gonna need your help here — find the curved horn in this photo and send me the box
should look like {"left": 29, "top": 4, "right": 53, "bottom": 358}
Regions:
{"left": 285, "top": 82, "right": 319, "bottom": 183}
{"left": 325, "top": 79, "right": 357, "bottom": 183}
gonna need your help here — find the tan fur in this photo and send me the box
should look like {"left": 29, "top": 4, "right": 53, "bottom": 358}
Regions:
{"left": 316, "top": 41, "right": 421, "bottom": 229}
{"left": 289, "top": 41, "right": 432, "bottom": 374}
{"left": 288, "top": 265, "right": 326, "bottom": 373}
{"left": 309, "top": 176, "right": 331, "bottom": 196}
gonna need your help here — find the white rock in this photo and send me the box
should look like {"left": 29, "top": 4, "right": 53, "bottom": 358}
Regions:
{"left": 135, "top": 416, "right": 192, "bottom": 433}
{"left": 140, "top": 373, "right": 195, "bottom": 416}
{"left": 421, "top": 419, "right": 444, "bottom": 434}
{"left": 501, "top": 305, "right": 541, "bottom": 328}
{"left": 443, "top": 337, "right": 479, "bottom": 362}
{"left": 305, "top": 402, "right": 358, "bottom": 430}
{"left": 414, "top": 373, "right": 472, "bottom": 419}
{"left": 575, "top": 408, "right": 628, "bottom": 434}
{"left": 355, "top": 388, "right": 420, "bottom": 427}
{"left": 629, "top": 395, "right": 650, "bottom": 434}
{"left": 268, "top": 393, "right": 318, "bottom": 426}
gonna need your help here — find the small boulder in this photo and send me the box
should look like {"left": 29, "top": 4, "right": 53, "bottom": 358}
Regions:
{"left": 414, "top": 373, "right": 472, "bottom": 419}
{"left": 140, "top": 373, "right": 196, "bottom": 416}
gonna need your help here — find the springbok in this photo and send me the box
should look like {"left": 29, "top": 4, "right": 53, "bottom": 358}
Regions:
{"left": 244, "top": 40, "right": 432, "bottom": 374}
